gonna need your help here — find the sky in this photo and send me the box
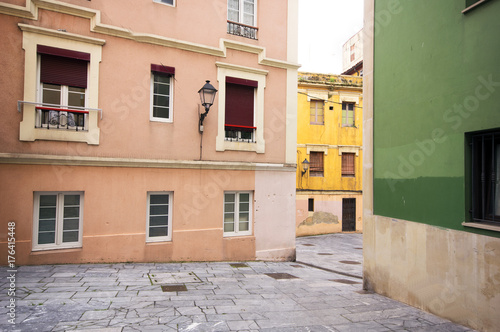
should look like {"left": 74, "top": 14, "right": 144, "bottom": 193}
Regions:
{"left": 298, "top": 0, "right": 364, "bottom": 74}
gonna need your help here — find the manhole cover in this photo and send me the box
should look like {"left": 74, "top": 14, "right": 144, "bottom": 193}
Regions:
{"left": 161, "top": 284, "right": 188, "bottom": 292}
{"left": 317, "top": 253, "right": 333, "bottom": 255}
{"left": 339, "top": 260, "right": 361, "bottom": 265}
{"left": 230, "top": 263, "right": 249, "bottom": 268}
{"left": 330, "top": 279, "right": 361, "bottom": 285}
{"left": 149, "top": 272, "right": 202, "bottom": 285}
{"left": 265, "top": 273, "right": 299, "bottom": 280}
{"left": 301, "top": 244, "right": 315, "bottom": 246}
{"left": 291, "top": 264, "right": 304, "bottom": 268}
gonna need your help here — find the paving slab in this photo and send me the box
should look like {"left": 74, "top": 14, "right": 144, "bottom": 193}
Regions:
{"left": 1, "top": 234, "right": 477, "bottom": 331}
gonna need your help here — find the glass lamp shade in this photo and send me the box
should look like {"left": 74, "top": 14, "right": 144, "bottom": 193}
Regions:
{"left": 198, "top": 80, "right": 218, "bottom": 108}
{"left": 302, "top": 158, "right": 310, "bottom": 171}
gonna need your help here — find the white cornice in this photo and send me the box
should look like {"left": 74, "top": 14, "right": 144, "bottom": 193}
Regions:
{"left": 18, "top": 23, "right": 106, "bottom": 45}
{"left": 2, "top": 0, "right": 300, "bottom": 69}
{"left": 0, "top": 153, "right": 296, "bottom": 172}
{"left": 216, "top": 62, "right": 269, "bottom": 76}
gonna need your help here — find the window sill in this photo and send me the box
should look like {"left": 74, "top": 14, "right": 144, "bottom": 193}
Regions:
{"left": 146, "top": 239, "right": 172, "bottom": 244}
{"left": 223, "top": 233, "right": 253, "bottom": 238}
{"left": 462, "top": 221, "right": 500, "bottom": 232}
{"left": 31, "top": 245, "right": 82, "bottom": 253}
{"left": 462, "top": 0, "right": 490, "bottom": 13}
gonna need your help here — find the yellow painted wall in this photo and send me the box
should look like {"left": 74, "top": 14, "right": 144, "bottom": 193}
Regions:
{"left": 296, "top": 73, "right": 363, "bottom": 192}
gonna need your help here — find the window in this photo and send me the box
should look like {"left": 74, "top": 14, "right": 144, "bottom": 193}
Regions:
{"left": 309, "top": 152, "right": 324, "bottom": 177}
{"left": 310, "top": 100, "right": 324, "bottom": 125}
{"left": 37, "top": 46, "right": 89, "bottom": 131}
{"left": 224, "top": 192, "right": 252, "bottom": 236}
{"left": 228, "top": 0, "right": 256, "bottom": 26}
{"left": 147, "top": 192, "right": 173, "bottom": 242}
{"left": 33, "top": 192, "right": 83, "bottom": 250}
{"left": 308, "top": 198, "right": 314, "bottom": 212}
{"left": 342, "top": 153, "right": 355, "bottom": 177}
{"left": 470, "top": 131, "right": 500, "bottom": 223}
{"left": 151, "top": 64, "right": 175, "bottom": 122}
{"left": 225, "top": 77, "right": 256, "bottom": 143}
{"left": 19, "top": 27, "right": 103, "bottom": 145}
{"left": 342, "top": 102, "right": 355, "bottom": 127}
{"left": 216, "top": 63, "right": 266, "bottom": 153}
{"left": 227, "top": 0, "right": 257, "bottom": 39}
{"left": 154, "top": 0, "right": 174, "bottom": 6}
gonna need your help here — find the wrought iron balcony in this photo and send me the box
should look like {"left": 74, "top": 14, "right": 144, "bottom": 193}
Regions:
{"left": 17, "top": 101, "right": 102, "bottom": 132}
{"left": 36, "top": 106, "right": 88, "bottom": 131}
{"left": 227, "top": 21, "right": 258, "bottom": 40}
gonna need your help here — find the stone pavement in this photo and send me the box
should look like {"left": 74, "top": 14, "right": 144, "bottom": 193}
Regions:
{"left": 0, "top": 234, "right": 476, "bottom": 331}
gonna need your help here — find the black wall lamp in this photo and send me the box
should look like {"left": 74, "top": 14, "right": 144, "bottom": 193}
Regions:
{"left": 301, "top": 158, "right": 310, "bottom": 176}
{"left": 198, "top": 80, "right": 218, "bottom": 132}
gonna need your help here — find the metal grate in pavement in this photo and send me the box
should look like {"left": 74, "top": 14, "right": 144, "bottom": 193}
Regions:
{"left": 339, "top": 260, "right": 361, "bottom": 265}
{"left": 265, "top": 273, "right": 299, "bottom": 280}
{"left": 230, "top": 263, "right": 249, "bottom": 268}
{"left": 330, "top": 279, "right": 362, "bottom": 285}
{"left": 161, "top": 284, "right": 188, "bottom": 292}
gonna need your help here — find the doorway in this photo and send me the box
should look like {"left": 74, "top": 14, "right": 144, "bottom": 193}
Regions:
{"left": 342, "top": 198, "right": 356, "bottom": 232}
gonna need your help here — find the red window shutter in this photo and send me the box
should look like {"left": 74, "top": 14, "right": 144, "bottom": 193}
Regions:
{"left": 40, "top": 54, "right": 88, "bottom": 89}
{"left": 151, "top": 64, "right": 175, "bottom": 75}
{"left": 225, "top": 82, "right": 255, "bottom": 130}
{"left": 37, "top": 45, "right": 90, "bottom": 61}
{"left": 226, "top": 76, "right": 258, "bottom": 88}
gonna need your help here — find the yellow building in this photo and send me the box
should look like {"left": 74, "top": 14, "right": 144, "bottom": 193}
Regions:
{"left": 296, "top": 72, "right": 363, "bottom": 236}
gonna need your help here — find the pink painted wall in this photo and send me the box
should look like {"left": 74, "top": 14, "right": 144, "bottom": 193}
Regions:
{"left": 0, "top": 164, "right": 256, "bottom": 265}
{"left": 0, "top": 3, "right": 289, "bottom": 164}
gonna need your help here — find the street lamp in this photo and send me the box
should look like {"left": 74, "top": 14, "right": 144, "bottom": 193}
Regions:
{"left": 198, "top": 80, "right": 218, "bottom": 132}
{"left": 301, "top": 158, "right": 310, "bottom": 176}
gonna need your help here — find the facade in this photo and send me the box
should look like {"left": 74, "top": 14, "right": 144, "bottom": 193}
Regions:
{"left": 0, "top": 0, "right": 299, "bottom": 265}
{"left": 341, "top": 29, "right": 363, "bottom": 76}
{"left": 296, "top": 72, "right": 363, "bottom": 236}
{"left": 364, "top": 0, "right": 500, "bottom": 331}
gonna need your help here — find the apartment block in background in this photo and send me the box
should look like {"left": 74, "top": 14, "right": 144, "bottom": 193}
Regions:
{"left": 296, "top": 72, "right": 363, "bottom": 236}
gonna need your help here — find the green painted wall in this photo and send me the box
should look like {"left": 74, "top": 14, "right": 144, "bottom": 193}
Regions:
{"left": 373, "top": 0, "right": 500, "bottom": 236}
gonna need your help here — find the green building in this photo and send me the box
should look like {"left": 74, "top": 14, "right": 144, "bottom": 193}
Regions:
{"left": 363, "top": 1, "right": 500, "bottom": 331}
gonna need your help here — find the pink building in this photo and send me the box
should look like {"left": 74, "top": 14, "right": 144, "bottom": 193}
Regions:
{"left": 0, "top": 0, "right": 299, "bottom": 265}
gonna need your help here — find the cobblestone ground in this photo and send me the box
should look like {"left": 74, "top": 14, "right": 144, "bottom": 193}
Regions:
{"left": 0, "top": 234, "right": 476, "bottom": 331}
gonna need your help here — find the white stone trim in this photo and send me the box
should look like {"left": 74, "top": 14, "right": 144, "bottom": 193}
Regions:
{"left": 338, "top": 145, "right": 361, "bottom": 157}
{"left": 0, "top": 153, "right": 296, "bottom": 172}
{"left": 216, "top": 62, "right": 267, "bottom": 154}
{"left": 19, "top": 25, "right": 103, "bottom": 145}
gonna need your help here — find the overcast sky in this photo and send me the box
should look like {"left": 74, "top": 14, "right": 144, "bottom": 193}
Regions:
{"left": 298, "top": 0, "right": 364, "bottom": 74}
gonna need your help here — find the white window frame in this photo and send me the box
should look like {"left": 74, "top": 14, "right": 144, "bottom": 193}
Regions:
{"left": 216, "top": 62, "right": 267, "bottom": 153}
{"left": 153, "top": 0, "right": 175, "bottom": 7}
{"left": 223, "top": 191, "right": 253, "bottom": 237}
{"left": 36, "top": 59, "right": 88, "bottom": 131}
{"left": 228, "top": 0, "right": 257, "bottom": 27}
{"left": 146, "top": 192, "right": 173, "bottom": 242}
{"left": 310, "top": 99, "right": 325, "bottom": 125}
{"left": 150, "top": 72, "right": 173, "bottom": 123}
{"left": 19, "top": 26, "right": 103, "bottom": 145}
{"left": 32, "top": 192, "right": 84, "bottom": 251}
{"left": 342, "top": 102, "right": 355, "bottom": 127}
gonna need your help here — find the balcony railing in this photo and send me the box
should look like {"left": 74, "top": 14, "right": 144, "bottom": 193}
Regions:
{"left": 17, "top": 101, "right": 102, "bottom": 132}
{"left": 36, "top": 106, "right": 88, "bottom": 131}
{"left": 225, "top": 124, "right": 256, "bottom": 143}
{"left": 227, "top": 21, "right": 258, "bottom": 40}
